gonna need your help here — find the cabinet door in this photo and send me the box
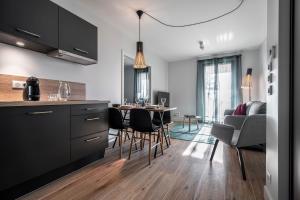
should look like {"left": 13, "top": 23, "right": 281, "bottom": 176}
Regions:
{"left": 0, "top": 106, "right": 70, "bottom": 191}
{"left": 59, "top": 7, "right": 98, "bottom": 60}
{"left": 0, "top": 0, "right": 58, "bottom": 51}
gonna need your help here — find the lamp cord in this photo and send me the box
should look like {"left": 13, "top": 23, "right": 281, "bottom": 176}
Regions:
{"left": 142, "top": 0, "right": 244, "bottom": 28}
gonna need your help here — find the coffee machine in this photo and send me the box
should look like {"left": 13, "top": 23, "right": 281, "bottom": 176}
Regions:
{"left": 23, "top": 77, "right": 40, "bottom": 101}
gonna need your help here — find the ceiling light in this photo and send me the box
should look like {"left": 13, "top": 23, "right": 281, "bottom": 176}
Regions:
{"left": 134, "top": 10, "right": 147, "bottom": 69}
{"left": 216, "top": 32, "right": 234, "bottom": 43}
{"left": 16, "top": 41, "right": 25, "bottom": 47}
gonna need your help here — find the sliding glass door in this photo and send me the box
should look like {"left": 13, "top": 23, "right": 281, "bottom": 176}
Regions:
{"left": 197, "top": 55, "right": 241, "bottom": 123}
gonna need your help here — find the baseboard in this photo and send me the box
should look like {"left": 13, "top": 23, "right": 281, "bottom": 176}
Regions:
{"left": 264, "top": 185, "right": 273, "bottom": 200}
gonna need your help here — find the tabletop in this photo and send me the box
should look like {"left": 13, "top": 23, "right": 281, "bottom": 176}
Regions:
{"left": 117, "top": 105, "right": 177, "bottom": 112}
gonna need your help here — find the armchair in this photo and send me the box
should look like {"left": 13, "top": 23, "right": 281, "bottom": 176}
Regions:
{"left": 209, "top": 101, "right": 266, "bottom": 180}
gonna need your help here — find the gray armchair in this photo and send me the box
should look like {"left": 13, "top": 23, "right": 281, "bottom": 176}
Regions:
{"left": 210, "top": 101, "right": 266, "bottom": 180}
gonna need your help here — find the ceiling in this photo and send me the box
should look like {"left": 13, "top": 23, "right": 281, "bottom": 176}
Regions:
{"left": 70, "top": 0, "right": 267, "bottom": 62}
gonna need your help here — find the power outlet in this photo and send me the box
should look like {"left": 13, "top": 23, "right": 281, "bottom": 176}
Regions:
{"left": 266, "top": 170, "right": 271, "bottom": 185}
{"left": 12, "top": 80, "right": 26, "bottom": 89}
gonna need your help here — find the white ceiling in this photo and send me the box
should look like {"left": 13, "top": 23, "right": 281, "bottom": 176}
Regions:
{"left": 73, "top": 0, "right": 267, "bottom": 62}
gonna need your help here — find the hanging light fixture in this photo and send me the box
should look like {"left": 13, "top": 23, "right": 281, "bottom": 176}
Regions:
{"left": 134, "top": 10, "right": 147, "bottom": 69}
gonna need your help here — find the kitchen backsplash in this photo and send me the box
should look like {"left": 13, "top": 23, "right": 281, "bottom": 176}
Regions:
{"left": 0, "top": 74, "right": 86, "bottom": 101}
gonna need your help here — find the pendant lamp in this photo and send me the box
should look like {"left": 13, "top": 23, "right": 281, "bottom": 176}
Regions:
{"left": 134, "top": 10, "right": 147, "bottom": 69}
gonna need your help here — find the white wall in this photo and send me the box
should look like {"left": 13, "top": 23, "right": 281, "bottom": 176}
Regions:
{"left": 168, "top": 48, "right": 266, "bottom": 120}
{"left": 242, "top": 46, "right": 267, "bottom": 102}
{"left": 0, "top": 0, "right": 168, "bottom": 104}
{"left": 265, "top": 0, "right": 290, "bottom": 199}
{"left": 168, "top": 58, "right": 197, "bottom": 120}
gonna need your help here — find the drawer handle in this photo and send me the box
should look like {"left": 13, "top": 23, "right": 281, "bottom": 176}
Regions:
{"left": 27, "top": 111, "right": 53, "bottom": 115}
{"left": 74, "top": 48, "right": 89, "bottom": 54}
{"left": 85, "top": 117, "right": 100, "bottom": 121}
{"left": 85, "top": 107, "right": 97, "bottom": 111}
{"left": 16, "top": 28, "right": 41, "bottom": 38}
{"left": 85, "top": 136, "right": 101, "bottom": 142}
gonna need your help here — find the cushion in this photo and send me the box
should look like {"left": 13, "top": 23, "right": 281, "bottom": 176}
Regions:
{"left": 248, "top": 101, "right": 266, "bottom": 115}
{"left": 233, "top": 103, "right": 247, "bottom": 115}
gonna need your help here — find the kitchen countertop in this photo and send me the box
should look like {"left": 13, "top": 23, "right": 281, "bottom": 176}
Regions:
{"left": 0, "top": 100, "right": 110, "bottom": 107}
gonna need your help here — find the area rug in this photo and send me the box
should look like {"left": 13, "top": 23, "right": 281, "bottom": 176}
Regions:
{"left": 170, "top": 123, "right": 216, "bottom": 144}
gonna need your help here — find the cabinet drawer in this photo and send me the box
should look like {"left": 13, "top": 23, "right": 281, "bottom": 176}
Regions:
{"left": 71, "top": 132, "right": 107, "bottom": 161}
{"left": 71, "top": 112, "right": 108, "bottom": 139}
{"left": 71, "top": 103, "right": 107, "bottom": 116}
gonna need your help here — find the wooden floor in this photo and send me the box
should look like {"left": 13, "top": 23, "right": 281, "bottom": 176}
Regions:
{"left": 20, "top": 136, "right": 265, "bottom": 200}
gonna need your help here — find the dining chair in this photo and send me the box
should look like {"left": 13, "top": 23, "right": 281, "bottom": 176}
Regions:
{"left": 152, "top": 111, "right": 172, "bottom": 146}
{"left": 128, "top": 108, "right": 164, "bottom": 165}
{"left": 108, "top": 107, "right": 136, "bottom": 158}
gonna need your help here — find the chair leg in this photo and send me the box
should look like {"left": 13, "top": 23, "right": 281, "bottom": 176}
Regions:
{"left": 236, "top": 147, "right": 247, "bottom": 180}
{"left": 210, "top": 139, "right": 219, "bottom": 161}
{"left": 154, "top": 130, "right": 160, "bottom": 158}
{"left": 148, "top": 132, "right": 151, "bottom": 165}
{"left": 128, "top": 131, "right": 135, "bottom": 160}
{"left": 132, "top": 131, "right": 138, "bottom": 150}
{"left": 119, "top": 130, "right": 123, "bottom": 158}
{"left": 167, "top": 125, "right": 171, "bottom": 145}
{"left": 159, "top": 131, "right": 164, "bottom": 155}
{"left": 112, "top": 130, "right": 120, "bottom": 148}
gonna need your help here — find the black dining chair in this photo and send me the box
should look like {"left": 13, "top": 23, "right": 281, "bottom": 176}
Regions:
{"left": 128, "top": 108, "right": 164, "bottom": 165}
{"left": 152, "top": 111, "right": 172, "bottom": 146}
{"left": 108, "top": 107, "right": 135, "bottom": 158}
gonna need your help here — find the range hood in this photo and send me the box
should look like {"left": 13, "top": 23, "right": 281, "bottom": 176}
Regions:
{"left": 48, "top": 49, "right": 97, "bottom": 65}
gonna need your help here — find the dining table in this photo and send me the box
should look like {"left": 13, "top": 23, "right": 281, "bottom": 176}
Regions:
{"left": 117, "top": 105, "right": 177, "bottom": 157}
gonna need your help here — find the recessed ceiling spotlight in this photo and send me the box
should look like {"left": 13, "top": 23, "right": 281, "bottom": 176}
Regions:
{"left": 16, "top": 41, "right": 25, "bottom": 47}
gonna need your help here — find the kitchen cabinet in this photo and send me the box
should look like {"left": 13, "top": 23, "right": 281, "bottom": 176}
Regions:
{"left": 0, "top": 101, "right": 108, "bottom": 196}
{"left": 0, "top": 0, "right": 59, "bottom": 52}
{"left": 59, "top": 7, "right": 98, "bottom": 60}
{"left": 0, "top": 106, "right": 70, "bottom": 191}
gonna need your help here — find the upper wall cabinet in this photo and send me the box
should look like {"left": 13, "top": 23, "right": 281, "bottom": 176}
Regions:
{"left": 58, "top": 8, "right": 98, "bottom": 61}
{"left": 0, "top": 0, "right": 98, "bottom": 65}
{"left": 0, "top": 0, "right": 59, "bottom": 53}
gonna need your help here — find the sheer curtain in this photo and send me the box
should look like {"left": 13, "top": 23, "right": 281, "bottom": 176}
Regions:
{"left": 196, "top": 55, "right": 242, "bottom": 123}
{"left": 134, "top": 67, "right": 151, "bottom": 101}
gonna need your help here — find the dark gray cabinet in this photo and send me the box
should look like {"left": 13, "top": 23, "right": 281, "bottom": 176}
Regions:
{"left": 0, "top": 106, "right": 70, "bottom": 191}
{"left": 0, "top": 0, "right": 98, "bottom": 65}
{"left": 0, "top": 102, "right": 108, "bottom": 192}
{"left": 59, "top": 7, "right": 98, "bottom": 60}
{"left": 0, "top": 0, "right": 59, "bottom": 52}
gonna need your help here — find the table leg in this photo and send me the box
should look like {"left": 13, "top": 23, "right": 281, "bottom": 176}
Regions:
{"left": 160, "top": 112, "right": 169, "bottom": 147}
{"left": 155, "top": 111, "right": 169, "bottom": 155}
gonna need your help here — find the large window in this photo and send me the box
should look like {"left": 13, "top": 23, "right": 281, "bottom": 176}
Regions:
{"left": 197, "top": 55, "right": 242, "bottom": 123}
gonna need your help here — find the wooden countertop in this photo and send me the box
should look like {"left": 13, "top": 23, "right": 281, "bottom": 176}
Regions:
{"left": 0, "top": 100, "right": 110, "bottom": 107}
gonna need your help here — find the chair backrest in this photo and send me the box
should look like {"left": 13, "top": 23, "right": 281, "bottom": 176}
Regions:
{"left": 152, "top": 111, "right": 171, "bottom": 125}
{"left": 236, "top": 114, "right": 266, "bottom": 147}
{"left": 108, "top": 107, "right": 124, "bottom": 130}
{"left": 130, "top": 108, "right": 153, "bottom": 132}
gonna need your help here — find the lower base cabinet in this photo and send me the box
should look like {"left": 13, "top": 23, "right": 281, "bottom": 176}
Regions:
{"left": 0, "top": 102, "right": 108, "bottom": 198}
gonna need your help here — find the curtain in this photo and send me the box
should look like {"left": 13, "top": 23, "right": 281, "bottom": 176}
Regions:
{"left": 196, "top": 59, "right": 209, "bottom": 121}
{"left": 196, "top": 55, "right": 242, "bottom": 123}
{"left": 134, "top": 67, "right": 151, "bottom": 101}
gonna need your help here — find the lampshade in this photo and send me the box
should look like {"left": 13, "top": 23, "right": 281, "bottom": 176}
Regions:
{"left": 241, "top": 68, "right": 253, "bottom": 89}
{"left": 134, "top": 41, "right": 147, "bottom": 69}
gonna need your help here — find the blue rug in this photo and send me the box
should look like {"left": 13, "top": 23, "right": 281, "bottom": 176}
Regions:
{"left": 170, "top": 123, "right": 216, "bottom": 144}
